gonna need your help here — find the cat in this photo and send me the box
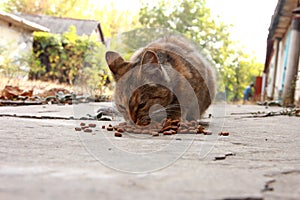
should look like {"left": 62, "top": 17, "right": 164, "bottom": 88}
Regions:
{"left": 105, "top": 35, "right": 216, "bottom": 126}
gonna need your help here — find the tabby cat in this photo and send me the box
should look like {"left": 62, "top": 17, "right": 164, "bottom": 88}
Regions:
{"left": 105, "top": 35, "right": 215, "bottom": 126}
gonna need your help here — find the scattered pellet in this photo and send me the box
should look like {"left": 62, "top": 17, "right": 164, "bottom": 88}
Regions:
{"left": 219, "top": 131, "right": 230, "bottom": 136}
{"left": 126, "top": 128, "right": 133, "bottom": 133}
{"left": 197, "top": 125, "right": 205, "bottom": 133}
{"left": 189, "top": 130, "right": 198, "bottom": 134}
{"left": 152, "top": 132, "right": 159, "bottom": 137}
{"left": 80, "top": 122, "right": 86, "bottom": 126}
{"left": 179, "top": 122, "right": 188, "bottom": 128}
{"left": 141, "top": 130, "right": 148, "bottom": 134}
{"left": 84, "top": 128, "right": 93, "bottom": 133}
{"left": 107, "top": 127, "right": 114, "bottom": 131}
{"left": 203, "top": 130, "right": 212, "bottom": 135}
{"left": 75, "top": 127, "right": 81, "bottom": 131}
{"left": 181, "top": 129, "right": 189, "bottom": 134}
{"left": 114, "top": 132, "right": 122, "bottom": 137}
{"left": 163, "top": 131, "right": 173, "bottom": 135}
{"left": 88, "top": 123, "right": 96, "bottom": 128}
{"left": 112, "top": 119, "right": 214, "bottom": 137}
{"left": 102, "top": 125, "right": 106, "bottom": 129}
{"left": 170, "top": 119, "right": 180, "bottom": 126}
{"left": 117, "top": 128, "right": 124, "bottom": 133}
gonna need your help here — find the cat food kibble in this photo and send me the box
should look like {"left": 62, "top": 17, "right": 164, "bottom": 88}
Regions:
{"left": 106, "top": 118, "right": 216, "bottom": 137}
{"left": 102, "top": 125, "right": 106, "bottom": 129}
{"left": 163, "top": 131, "right": 173, "bottom": 135}
{"left": 80, "top": 122, "right": 86, "bottom": 126}
{"left": 117, "top": 128, "right": 124, "bottom": 132}
{"left": 84, "top": 128, "right": 93, "bottom": 133}
{"left": 75, "top": 127, "right": 82, "bottom": 131}
{"left": 107, "top": 126, "right": 114, "bottom": 131}
{"left": 88, "top": 123, "right": 96, "bottom": 128}
{"left": 114, "top": 132, "right": 122, "bottom": 137}
{"left": 197, "top": 125, "right": 205, "bottom": 133}
{"left": 219, "top": 132, "right": 230, "bottom": 136}
{"left": 152, "top": 132, "right": 160, "bottom": 137}
{"left": 203, "top": 130, "right": 212, "bottom": 135}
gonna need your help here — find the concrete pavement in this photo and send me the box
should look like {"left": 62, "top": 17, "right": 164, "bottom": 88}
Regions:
{"left": 0, "top": 103, "right": 299, "bottom": 200}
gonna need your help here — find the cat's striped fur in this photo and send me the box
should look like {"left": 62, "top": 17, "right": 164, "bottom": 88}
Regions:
{"left": 106, "top": 35, "right": 215, "bottom": 125}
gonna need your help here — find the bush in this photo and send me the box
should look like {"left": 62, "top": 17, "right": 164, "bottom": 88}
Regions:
{"left": 28, "top": 26, "right": 109, "bottom": 93}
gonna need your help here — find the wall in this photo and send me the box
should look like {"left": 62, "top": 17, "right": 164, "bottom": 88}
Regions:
{"left": 0, "top": 19, "right": 33, "bottom": 71}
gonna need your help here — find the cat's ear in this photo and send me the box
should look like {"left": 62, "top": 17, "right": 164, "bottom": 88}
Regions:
{"left": 105, "top": 51, "right": 130, "bottom": 81}
{"left": 141, "top": 50, "right": 159, "bottom": 65}
{"left": 140, "top": 50, "right": 170, "bottom": 82}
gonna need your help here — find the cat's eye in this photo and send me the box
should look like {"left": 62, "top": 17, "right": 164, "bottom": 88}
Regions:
{"left": 138, "top": 102, "right": 146, "bottom": 110}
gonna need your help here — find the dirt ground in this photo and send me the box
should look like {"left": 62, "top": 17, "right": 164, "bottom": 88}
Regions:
{"left": 0, "top": 103, "right": 299, "bottom": 200}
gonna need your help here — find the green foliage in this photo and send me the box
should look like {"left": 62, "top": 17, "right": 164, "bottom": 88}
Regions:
{"left": 3, "top": 0, "right": 84, "bottom": 17}
{"left": 29, "top": 26, "right": 109, "bottom": 92}
{"left": 139, "top": 0, "right": 263, "bottom": 101}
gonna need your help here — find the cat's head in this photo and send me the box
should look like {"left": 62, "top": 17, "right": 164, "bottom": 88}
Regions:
{"left": 105, "top": 50, "right": 175, "bottom": 125}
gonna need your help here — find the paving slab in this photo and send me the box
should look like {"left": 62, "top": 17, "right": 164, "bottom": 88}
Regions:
{"left": 0, "top": 103, "right": 299, "bottom": 200}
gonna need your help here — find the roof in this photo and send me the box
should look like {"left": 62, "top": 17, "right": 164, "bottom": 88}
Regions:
{"left": 16, "top": 13, "right": 101, "bottom": 36}
{"left": 264, "top": 0, "right": 299, "bottom": 72}
{"left": 267, "top": 0, "right": 298, "bottom": 40}
{"left": 0, "top": 11, "right": 49, "bottom": 32}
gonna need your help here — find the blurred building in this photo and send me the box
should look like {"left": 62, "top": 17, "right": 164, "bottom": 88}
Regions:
{"left": 0, "top": 11, "right": 105, "bottom": 72}
{"left": 263, "top": 0, "right": 300, "bottom": 105}
{"left": 16, "top": 13, "right": 105, "bottom": 44}
{"left": 0, "top": 11, "right": 49, "bottom": 68}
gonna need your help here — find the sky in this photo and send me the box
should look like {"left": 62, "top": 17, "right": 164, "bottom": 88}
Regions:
{"left": 0, "top": 0, "right": 279, "bottom": 63}
{"left": 100, "top": 0, "right": 279, "bottom": 63}
{"left": 206, "top": 0, "right": 278, "bottom": 63}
